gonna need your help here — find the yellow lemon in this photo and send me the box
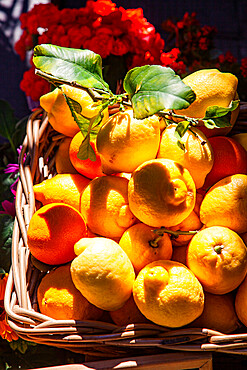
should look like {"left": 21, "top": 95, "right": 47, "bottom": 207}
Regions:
{"left": 157, "top": 124, "right": 214, "bottom": 189}
{"left": 200, "top": 174, "right": 247, "bottom": 234}
{"left": 133, "top": 260, "right": 204, "bottom": 328}
{"left": 96, "top": 109, "right": 161, "bottom": 174}
{"left": 175, "top": 69, "right": 239, "bottom": 137}
{"left": 80, "top": 175, "right": 136, "bottom": 238}
{"left": 70, "top": 237, "right": 135, "bottom": 311}
{"left": 187, "top": 226, "right": 247, "bottom": 294}
{"left": 40, "top": 84, "right": 108, "bottom": 137}
{"left": 33, "top": 173, "right": 90, "bottom": 211}
{"left": 128, "top": 158, "right": 196, "bottom": 228}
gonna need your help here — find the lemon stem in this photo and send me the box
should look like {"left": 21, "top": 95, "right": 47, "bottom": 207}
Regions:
{"left": 159, "top": 110, "right": 199, "bottom": 126}
{"left": 214, "top": 245, "right": 223, "bottom": 254}
{"left": 35, "top": 69, "right": 131, "bottom": 106}
{"left": 149, "top": 227, "right": 198, "bottom": 248}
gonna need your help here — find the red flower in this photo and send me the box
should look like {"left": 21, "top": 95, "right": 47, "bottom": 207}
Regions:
{"left": 38, "top": 33, "right": 52, "bottom": 45}
{"left": 201, "top": 25, "right": 217, "bottom": 36}
{"left": 60, "top": 8, "right": 78, "bottom": 25}
{"left": 14, "top": 31, "right": 29, "bottom": 61}
{"left": 112, "top": 38, "right": 129, "bottom": 56}
{"left": 20, "top": 66, "right": 50, "bottom": 102}
{"left": 199, "top": 37, "right": 208, "bottom": 50}
{"left": 241, "top": 58, "right": 247, "bottom": 78}
{"left": 16, "top": 0, "right": 166, "bottom": 100}
{"left": 161, "top": 48, "right": 180, "bottom": 65}
{"left": 218, "top": 51, "right": 237, "bottom": 64}
{"left": 26, "top": 14, "right": 39, "bottom": 35}
{"left": 84, "top": 33, "right": 114, "bottom": 59}
{"left": 87, "top": 0, "right": 116, "bottom": 16}
{"left": 67, "top": 26, "right": 92, "bottom": 49}
{"left": 34, "top": 3, "right": 60, "bottom": 30}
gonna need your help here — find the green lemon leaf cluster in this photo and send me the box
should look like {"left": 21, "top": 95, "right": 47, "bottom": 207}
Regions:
{"left": 33, "top": 44, "right": 239, "bottom": 160}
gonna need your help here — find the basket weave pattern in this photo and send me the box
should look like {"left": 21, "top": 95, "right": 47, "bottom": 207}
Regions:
{"left": 4, "top": 103, "right": 247, "bottom": 357}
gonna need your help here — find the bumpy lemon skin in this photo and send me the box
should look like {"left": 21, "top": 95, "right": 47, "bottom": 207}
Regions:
{"left": 157, "top": 124, "right": 214, "bottom": 189}
{"left": 96, "top": 109, "right": 161, "bottom": 174}
{"left": 128, "top": 158, "right": 196, "bottom": 228}
{"left": 133, "top": 260, "right": 204, "bottom": 328}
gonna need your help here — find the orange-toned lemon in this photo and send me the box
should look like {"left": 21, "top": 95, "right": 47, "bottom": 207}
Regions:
{"left": 202, "top": 136, "right": 247, "bottom": 190}
{"left": 69, "top": 131, "right": 104, "bottom": 179}
{"left": 119, "top": 223, "right": 173, "bottom": 273}
{"left": 27, "top": 203, "right": 87, "bottom": 265}
{"left": 191, "top": 292, "right": 240, "bottom": 334}
{"left": 55, "top": 137, "right": 79, "bottom": 174}
{"left": 235, "top": 274, "right": 247, "bottom": 327}
{"left": 200, "top": 174, "right": 247, "bottom": 234}
{"left": 110, "top": 294, "right": 150, "bottom": 326}
{"left": 37, "top": 264, "right": 103, "bottom": 320}
{"left": 168, "top": 210, "right": 203, "bottom": 247}
{"left": 80, "top": 175, "right": 136, "bottom": 238}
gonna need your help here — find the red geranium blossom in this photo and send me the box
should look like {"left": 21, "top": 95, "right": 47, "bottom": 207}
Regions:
{"left": 15, "top": 0, "right": 165, "bottom": 101}
{"left": 241, "top": 58, "right": 247, "bottom": 78}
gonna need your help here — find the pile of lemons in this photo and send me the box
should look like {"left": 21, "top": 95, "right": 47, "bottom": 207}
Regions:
{"left": 28, "top": 69, "right": 247, "bottom": 334}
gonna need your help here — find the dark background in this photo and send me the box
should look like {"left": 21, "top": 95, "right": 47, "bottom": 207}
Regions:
{"left": 0, "top": 0, "right": 247, "bottom": 119}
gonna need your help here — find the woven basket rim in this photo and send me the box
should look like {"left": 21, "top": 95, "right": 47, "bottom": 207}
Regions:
{"left": 4, "top": 103, "right": 247, "bottom": 357}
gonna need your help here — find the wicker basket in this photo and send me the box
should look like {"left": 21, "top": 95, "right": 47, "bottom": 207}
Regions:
{"left": 4, "top": 102, "right": 247, "bottom": 358}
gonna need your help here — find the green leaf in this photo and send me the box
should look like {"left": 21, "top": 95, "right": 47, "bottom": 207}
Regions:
{"left": 63, "top": 94, "right": 91, "bottom": 137}
{"left": 9, "top": 339, "right": 29, "bottom": 354}
{"left": 211, "top": 113, "right": 232, "bottom": 128}
{"left": 203, "top": 100, "right": 239, "bottom": 120}
{"left": 33, "top": 44, "right": 110, "bottom": 92}
{"left": 177, "top": 139, "right": 186, "bottom": 151}
{"left": 64, "top": 92, "right": 108, "bottom": 142}
{"left": 202, "top": 99, "right": 239, "bottom": 129}
{"left": 203, "top": 119, "right": 217, "bottom": 129}
{"left": 78, "top": 135, "right": 96, "bottom": 161}
{"left": 123, "top": 65, "right": 196, "bottom": 119}
{"left": 63, "top": 90, "right": 110, "bottom": 160}
{"left": 77, "top": 110, "right": 108, "bottom": 161}
{"left": 174, "top": 120, "right": 191, "bottom": 139}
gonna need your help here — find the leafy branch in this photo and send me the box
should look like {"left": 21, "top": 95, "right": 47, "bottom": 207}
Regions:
{"left": 33, "top": 44, "right": 239, "bottom": 159}
{"left": 159, "top": 99, "right": 239, "bottom": 150}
